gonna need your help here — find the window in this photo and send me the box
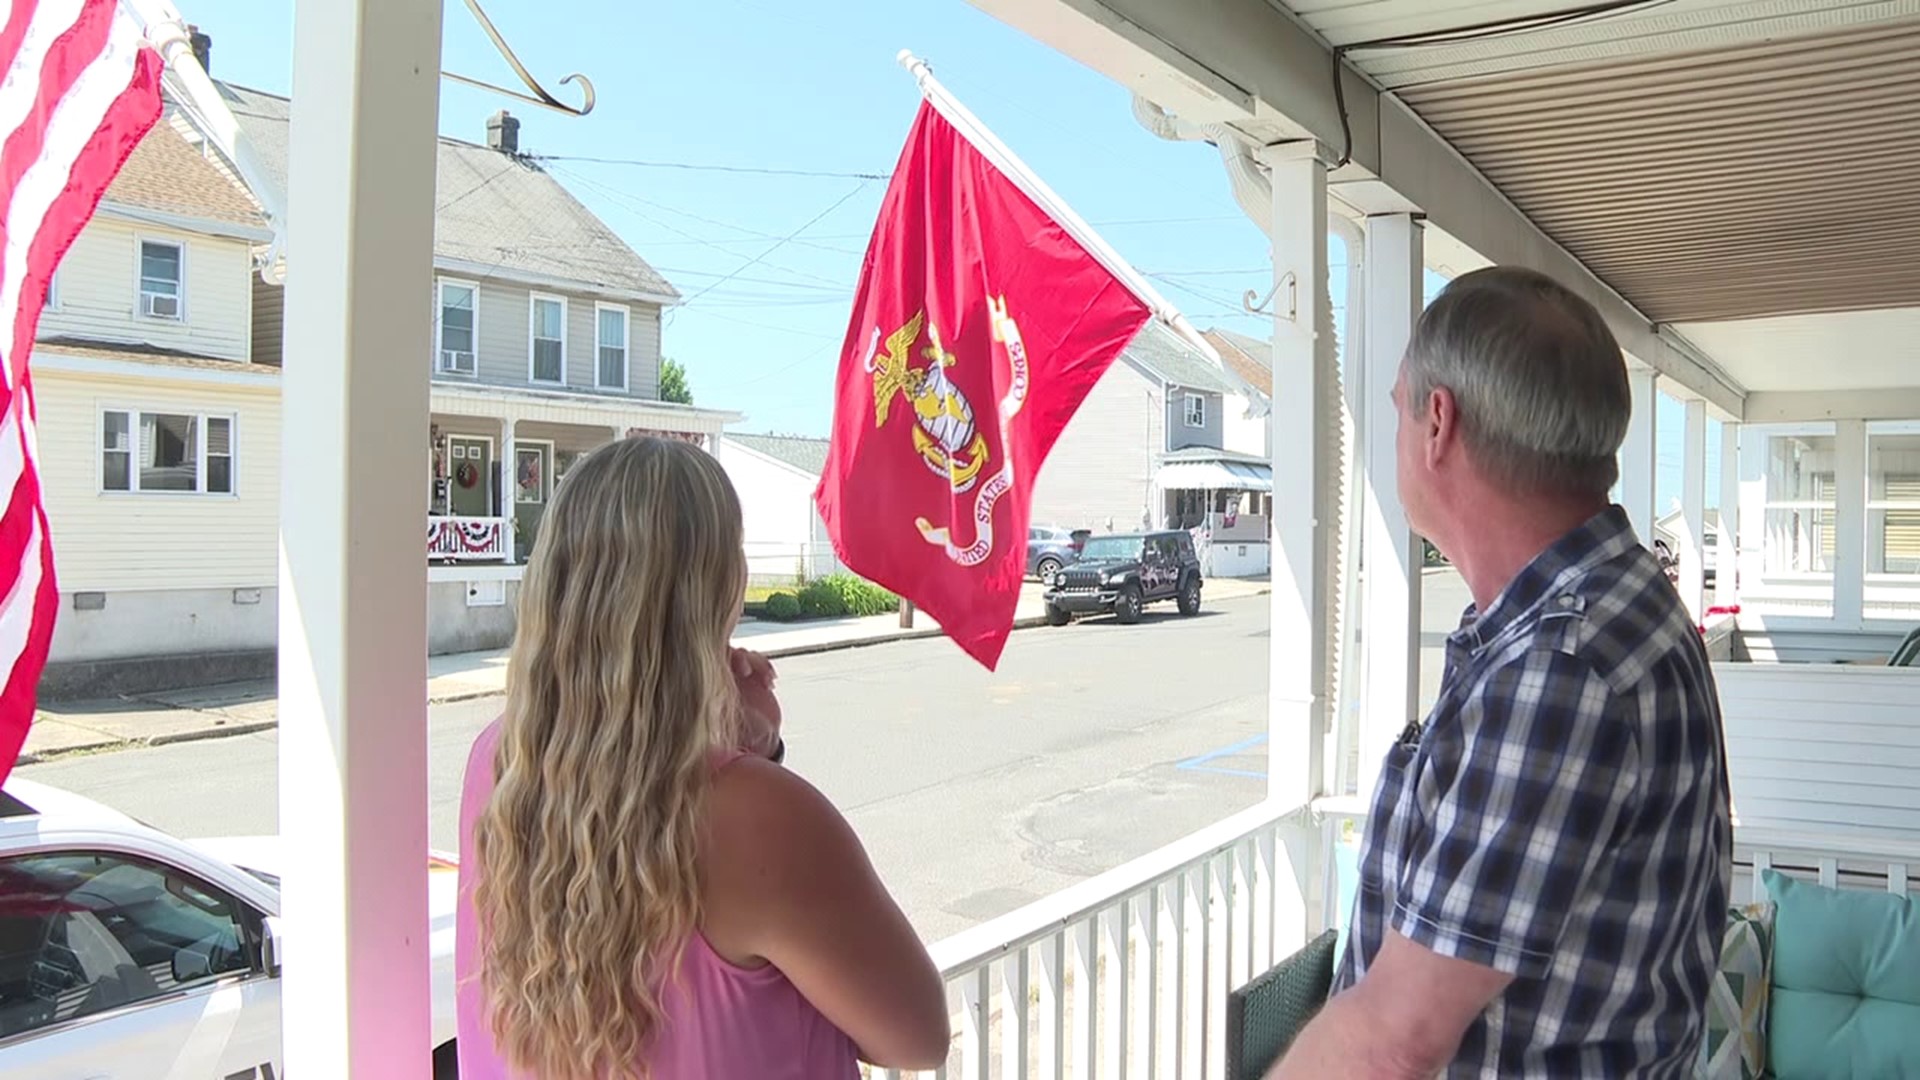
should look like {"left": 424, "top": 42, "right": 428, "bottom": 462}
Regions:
{"left": 1184, "top": 393, "right": 1206, "bottom": 428}
{"left": 529, "top": 295, "right": 566, "bottom": 384}
{"left": 1868, "top": 427, "right": 1920, "bottom": 576}
{"left": 138, "top": 239, "right": 183, "bottom": 319}
{"left": 0, "top": 851, "right": 257, "bottom": 1039}
{"left": 437, "top": 280, "right": 477, "bottom": 375}
{"left": 101, "top": 410, "right": 234, "bottom": 495}
{"left": 595, "top": 304, "right": 629, "bottom": 390}
{"left": 1759, "top": 431, "right": 1837, "bottom": 575}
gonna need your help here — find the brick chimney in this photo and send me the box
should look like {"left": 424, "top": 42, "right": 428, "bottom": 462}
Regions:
{"left": 486, "top": 110, "right": 520, "bottom": 156}
{"left": 187, "top": 25, "right": 212, "bottom": 73}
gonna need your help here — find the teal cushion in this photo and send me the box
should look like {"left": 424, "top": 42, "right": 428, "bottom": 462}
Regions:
{"left": 1762, "top": 868, "right": 1920, "bottom": 1079}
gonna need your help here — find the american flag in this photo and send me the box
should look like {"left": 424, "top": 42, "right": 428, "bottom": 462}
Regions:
{"left": 0, "top": 0, "right": 165, "bottom": 781}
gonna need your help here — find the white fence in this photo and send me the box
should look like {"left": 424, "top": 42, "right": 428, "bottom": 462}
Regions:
{"left": 744, "top": 539, "right": 841, "bottom": 584}
{"left": 876, "top": 799, "right": 1320, "bottom": 1080}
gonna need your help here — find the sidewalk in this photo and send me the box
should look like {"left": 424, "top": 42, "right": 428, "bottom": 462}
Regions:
{"left": 18, "top": 577, "right": 1271, "bottom": 764}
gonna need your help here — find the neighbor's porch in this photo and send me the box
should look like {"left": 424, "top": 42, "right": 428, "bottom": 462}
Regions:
{"left": 269, "top": 0, "right": 1919, "bottom": 1075}
{"left": 424, "top": 384, "right": 737, "bottom": 566}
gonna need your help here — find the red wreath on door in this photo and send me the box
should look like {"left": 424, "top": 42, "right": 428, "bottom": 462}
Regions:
{"left": 455, "top": 461, "right": 480, "bottom": 489}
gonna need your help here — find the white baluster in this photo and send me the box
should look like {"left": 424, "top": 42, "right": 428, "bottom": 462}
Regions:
{"left": 1002, "top": 946, "right": 1031, "bottom": 1080}
{"left": 960, "top": 965, "right": 990, "bottom": 1080}
{"left": 1072, "top": 919, "right": 1096, "bottom": 1079}
{"left": 1038, "top": 930, "right": 1065, "bottom": 1080}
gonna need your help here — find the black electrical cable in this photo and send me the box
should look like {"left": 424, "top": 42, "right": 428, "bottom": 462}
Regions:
{"left": 1327, "top": 0, "right": 1676, "bottom": 168}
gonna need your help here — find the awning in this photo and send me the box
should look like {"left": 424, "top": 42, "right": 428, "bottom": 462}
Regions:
{"left": 1155, "top": 459, "right": 1272, "bottom": 493}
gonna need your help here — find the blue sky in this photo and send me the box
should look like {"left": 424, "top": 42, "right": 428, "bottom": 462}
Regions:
{"left": 173, "top": 0, "right": 1705, "bottom": 509}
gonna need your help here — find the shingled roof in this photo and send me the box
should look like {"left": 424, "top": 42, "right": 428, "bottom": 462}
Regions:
{"left": 216, "top": 83, "right": 679, "bottom": 303}
{"left": 105, "top": 122, "right": 265, "bottom": 231}
{"left": 728, "top": 432, "right": 829, "bottom": 477}
{"left": 1202, "top": 328, "right": 1272, "bottom": 395}
{"left": 1123, "top": 320, "right": 1239, "bottom": 396}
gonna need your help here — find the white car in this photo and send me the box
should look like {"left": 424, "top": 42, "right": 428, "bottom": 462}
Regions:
{"left": 0, "top": 777, "right": 460, "bottom": 1078}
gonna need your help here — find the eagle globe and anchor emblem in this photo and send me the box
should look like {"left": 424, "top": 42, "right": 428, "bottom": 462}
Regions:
{"left": 863, "top": 298, "right": 1030, "bottom": 567}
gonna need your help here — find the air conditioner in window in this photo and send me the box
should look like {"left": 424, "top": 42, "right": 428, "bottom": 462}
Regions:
{"left": 441, "top": 350, "right": 476, "bottom": 373}
{"left": 142, "top": 293, "right": 179, "bottom": 319}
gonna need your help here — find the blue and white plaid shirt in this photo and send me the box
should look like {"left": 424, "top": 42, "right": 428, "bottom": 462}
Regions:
{"left": 1333, "top": 506, "right": 1731, "bottom": 1077}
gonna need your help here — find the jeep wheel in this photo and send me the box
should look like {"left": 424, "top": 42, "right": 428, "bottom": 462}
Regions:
{"left": 1177, "top": 576, "right": 1201, "bottom": 616}
{"left": 1046, "top": 603, "right": 1071, "bottom": 627}
{"left": 1114, "top": 586, "right": 1143, "bottom": 625}
{"left": 1036, "top": 556, "right": 1062, "bottom": 581}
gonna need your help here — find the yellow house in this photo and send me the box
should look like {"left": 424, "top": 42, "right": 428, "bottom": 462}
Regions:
{"left": 35, "top": 122, "right": 281, "bottom": 690}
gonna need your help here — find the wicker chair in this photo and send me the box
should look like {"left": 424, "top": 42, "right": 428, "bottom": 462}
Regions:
{"left": 1224, "top": 928, "right": 1340, "bottom": 1080}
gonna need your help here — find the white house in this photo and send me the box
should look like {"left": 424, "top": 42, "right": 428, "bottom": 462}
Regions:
{"left": 35, "top": 120, "right": 281, "bottom": 693}
{"left": 713, "top": 433, "right": 841, "bottom": 583}
{"left": 37, "top": 74, "right": 740, "bottom": 689}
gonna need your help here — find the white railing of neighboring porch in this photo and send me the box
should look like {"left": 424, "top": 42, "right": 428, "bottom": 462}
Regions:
{"left": 875, "top": 798, "right": 1321, "bottom": 1080}
{"left": 427, "top": 515, "right": 509, "bottom": 561}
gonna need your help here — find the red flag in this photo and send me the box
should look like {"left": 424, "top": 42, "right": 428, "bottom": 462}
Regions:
{"left": 0, "top": 1, "right": 165, "bottom": 782}
{"left": 815, "top": 101, "right": 1151, "bottom": 669}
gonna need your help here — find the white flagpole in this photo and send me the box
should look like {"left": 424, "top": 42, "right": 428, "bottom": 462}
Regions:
{"left": 121, "top": 0, "right": 288, "bottom": 278}
{"left": 897, "top": 50, "right": 1225, "bottom": 367}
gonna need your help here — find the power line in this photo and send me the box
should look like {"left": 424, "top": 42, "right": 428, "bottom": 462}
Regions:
{"left": 534, "top": 153, "right": 890, "bottom": 182}
{"left": 551, "top": 166, "right": 857, "bottom": 287}
{"left": 679, "top": 183, "right": 873, "bottom": 307}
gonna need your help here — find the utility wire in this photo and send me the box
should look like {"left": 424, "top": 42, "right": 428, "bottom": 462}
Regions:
{"left": 534, "top": 154, "right": 890, "bottom": 181}
{"left": 678, "top": 183, "right": 873, "bottom": 307}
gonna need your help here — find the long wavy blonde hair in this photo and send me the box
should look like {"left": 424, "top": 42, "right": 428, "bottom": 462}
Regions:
{"left": 472, "top": 436, "right": 746, "bottom": 1079}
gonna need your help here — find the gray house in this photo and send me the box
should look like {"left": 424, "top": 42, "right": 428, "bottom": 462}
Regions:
{"left": 1031, "top": 320, "right": 1271, "bottom": 536}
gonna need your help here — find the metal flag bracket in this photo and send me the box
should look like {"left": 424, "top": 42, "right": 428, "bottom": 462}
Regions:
{"left": 443, "top": 0, "right": 595, "bottom": 117}
{"left": 1244, "top": 271, "right": 1298, "bottom": 321}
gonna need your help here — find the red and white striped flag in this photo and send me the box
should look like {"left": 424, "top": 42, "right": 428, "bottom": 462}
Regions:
{"left": 1, "top": 0, "right": 165, "bottom": 782}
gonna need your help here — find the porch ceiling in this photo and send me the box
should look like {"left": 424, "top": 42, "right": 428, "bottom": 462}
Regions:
{"left": 970, "top": 0, "right": 1920, "bottom": 407}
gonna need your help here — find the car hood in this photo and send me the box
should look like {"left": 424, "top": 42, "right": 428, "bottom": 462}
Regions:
{"left": 191, "top": 836, "right": 463, "bottom": 1045}
{"left": 1068, "top": 558, "right": 1140, "bottom": 572}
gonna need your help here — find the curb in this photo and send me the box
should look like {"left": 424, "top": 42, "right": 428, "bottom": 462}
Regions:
{"left": 26, "top": 594, "right": 1274, "bottom": 760}
{"left": 17, "top": 719, "right": 280, "bottom": 767}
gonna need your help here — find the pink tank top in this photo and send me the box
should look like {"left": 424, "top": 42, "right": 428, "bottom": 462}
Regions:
{"left": 455, "top": 719, "right": 860, "bottom": 1079}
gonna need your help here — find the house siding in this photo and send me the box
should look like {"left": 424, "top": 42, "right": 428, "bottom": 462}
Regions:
{"left": 38, "top": 364, "right": 281, "bottom": 664}
{"left": 449, "top": 275, "right": 665, "bottom": 400}
{"left": 1165, "top": 387, "right": 1225, "bottom": 452}
{"left": 716, "top": 440, "right": 839, "bottom": 581}
{"left": 40, "top": 217, "right": 253, "bottom": 362}
{"left": 1031, "top": 358, "right": 1159, "bottom": 533}
{"left": 38, "top": 365, "right": 281, "bottom": 593}
{"left": 251, "top": 281, "right": 284, "bottom": 367}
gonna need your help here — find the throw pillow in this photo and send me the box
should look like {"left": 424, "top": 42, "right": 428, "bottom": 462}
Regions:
{"left": 1696, "top": 901, "right": 1774, "bottom": 1080}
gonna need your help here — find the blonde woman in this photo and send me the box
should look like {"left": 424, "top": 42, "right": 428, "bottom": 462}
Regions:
{"left": 454, "top": 437, "right": 949, "bottom": 1079}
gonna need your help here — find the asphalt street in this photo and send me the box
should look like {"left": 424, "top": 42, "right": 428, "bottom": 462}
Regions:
{"left": 23, "top": 573, "right": 1470, "bottom": 943}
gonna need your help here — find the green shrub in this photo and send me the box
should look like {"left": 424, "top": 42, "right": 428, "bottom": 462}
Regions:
{"left": 796, "top": 581, "right": 850, "bottom": 618}
{"left": 763, "top": 592, "right": 802, "bottom": 621}
{"left": 811, "top": 573, "right": 900, "bottom": 617}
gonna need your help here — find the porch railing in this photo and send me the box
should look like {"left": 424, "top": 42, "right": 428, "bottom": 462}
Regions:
{"left": 878, "top": 798, "right": 1321, "bottom": 1080}
{"left": 426, "top": 515, "right": 509, "bottom": 561}
{"left": 881, "top": 792, "right": 1918, "bottom": 1080}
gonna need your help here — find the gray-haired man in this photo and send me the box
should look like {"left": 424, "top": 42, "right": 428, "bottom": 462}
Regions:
{"left": 1274, "top": 267, "right": 1731, "bottom": 1078}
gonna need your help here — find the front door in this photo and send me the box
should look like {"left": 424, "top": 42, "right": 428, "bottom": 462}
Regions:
{"left": 514, "top": 441, "right": 553, "bottom": 558}
{"left": 447, "top": 436, "right": 492, "bottom": 518}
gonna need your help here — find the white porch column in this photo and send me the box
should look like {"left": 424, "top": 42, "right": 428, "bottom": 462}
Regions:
{"left": 1717, "top": 422, "right": 1740, "bottom": 608}
{"left": 1261, "top": 141, "right": 1331, "bottom": 811}
{"left": 1356, "top": 213, "right": 1423, "bottom": 802}
{"left": 1835, "top": 420, "right": 1868, "bottom": 628}
{"left": 278, "top": 0, "right": 441, "bottom": 1074}
{"left": 500, "top": 417, "right": 517, "bottom": 562}
{"left": 1679, "top": 399, "right": 1709, "bottom": 620}
{"left": 1620, "top": 368, "right": 1659, "bottom": 545}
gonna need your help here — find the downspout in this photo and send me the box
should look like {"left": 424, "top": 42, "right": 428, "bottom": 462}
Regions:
{"left": 1136, "top": 95, "right": 1353, "bottom": 785}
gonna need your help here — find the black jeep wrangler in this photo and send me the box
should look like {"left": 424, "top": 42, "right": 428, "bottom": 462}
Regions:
{"left": 1042, "top": 530, "right": 1202, "bottom": 625}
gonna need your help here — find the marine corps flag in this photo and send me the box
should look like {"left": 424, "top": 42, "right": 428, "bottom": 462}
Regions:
{"left": 815, "top": 98, "right": 1152, "bottom": 669}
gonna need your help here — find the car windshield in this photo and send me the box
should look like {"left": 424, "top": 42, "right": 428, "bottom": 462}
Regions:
{"left": 1080, "top": 537, "right": 1142, "bottom": 561}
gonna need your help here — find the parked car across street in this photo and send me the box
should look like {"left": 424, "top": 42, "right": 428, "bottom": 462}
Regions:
{"left": 1043, "top": 531, "right": 1203, "bottom": 625}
